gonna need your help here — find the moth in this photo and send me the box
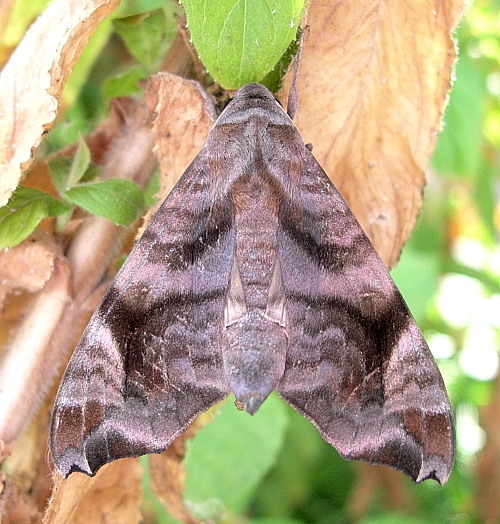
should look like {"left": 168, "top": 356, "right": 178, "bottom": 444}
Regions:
{"left": 51, "top": 83, "right": 455, "bottom": 484}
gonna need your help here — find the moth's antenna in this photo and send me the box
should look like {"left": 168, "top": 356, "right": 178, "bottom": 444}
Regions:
{"left": 287, "top": 25, "right": 310, "bottom": 120}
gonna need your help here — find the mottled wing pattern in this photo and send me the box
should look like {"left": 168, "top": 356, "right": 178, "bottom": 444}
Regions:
{"left": 276, "top": 151, "right": 455, "bottom": 484}
{"left": 51, "top": 150, "right": 233, "bottom": 477}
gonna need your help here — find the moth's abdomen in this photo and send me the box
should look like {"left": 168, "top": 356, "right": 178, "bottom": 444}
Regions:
{"left": 221, "top": 311, "right": 287, "bottom": 414}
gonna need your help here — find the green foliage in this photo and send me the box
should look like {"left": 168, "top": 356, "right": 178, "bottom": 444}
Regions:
{"left": 48, "top": 1, "right": 181, "bottom": 151}
{"left": 180, "top": 0, "right": 306, "bottom": 88}
{"left": 65, "top": 179, "right": 145, "bottom": 226}
{"left": 113, "top": 9, "right": 172, "bottom": 72}
{"left": 0, "top": 138, "right": 144, "bottom": 249}
{"left": 52, "top": 137, "right": 92, "bottom": 192}
{"left": 0, "top": 187, "right": 70, "bottom": 248}
{"left": 184, "top": 394, "right": 289, "bottom": 518}
{"left": 54, "top": 139, "right": 145, "bottom": 226}
{"left": 103, "top": 6, "right": 181, "bottom": 106}
{"left": 102, "top": 65, "right": 149, "bottom": 106}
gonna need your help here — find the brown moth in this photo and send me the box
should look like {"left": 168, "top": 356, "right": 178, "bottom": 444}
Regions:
{"left": 51, "top": 83, "right": 455, "bottom": 484}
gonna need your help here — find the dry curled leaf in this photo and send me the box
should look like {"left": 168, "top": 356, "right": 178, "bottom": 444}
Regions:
{"left": 145, "top": 73, "right": 216, "bottom": 218}
{"left": 0, "top": 236, "right": 58, "bottom": 303}
{"left": 0, "top": 472, "right": 42, "bottom": 524}
{"left": 0, "top": 258, "right": 71, "bottom": 445}
{"left": 45, "top": 459, "right": 143, "bottom": 524}
{"left": 0, "top": 0, "right": 121, "bottom": 206}
{"left": 284, "top": 0, "right": 465, "bottom": 266}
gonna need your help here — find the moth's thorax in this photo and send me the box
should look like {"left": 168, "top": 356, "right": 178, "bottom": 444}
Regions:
{"left": 207, "top": 122, "right": 305, "bottom": 216}
{"left": 208, "top": 99, "right": 299, "bottom": 314}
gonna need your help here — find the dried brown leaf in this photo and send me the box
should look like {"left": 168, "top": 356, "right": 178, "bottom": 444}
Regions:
{"left": 6, "top": 393, "right": 55, "bottom": 513}
{"left": 45, "top": 459, "right": 143, "bottom": 524}
{"left": 149, "top": 412, "right": 215, "bottom": 524}
{"left": 284, "top": 0, "right": 465, "bottom": 266}
{"left": 0, "top": 257, "right": 70, "bottom": 445}
{"left": 476, "top": 374, "right": 500, "bottom": 523}
{"left": 0, "top": 472, "right": 42, "bottom": 524}
{"left": 0, "top": 391, "right": 54, "bottom": 520}
{"left": 3, "top": 402, "right": 51, "bottom": 491}
{"left": 145, "top": 73, "right": 215, "bottom": 221}
{"left": 0, "top": 0, "right": 121, "bottom": 206}
{"left": 0, "top": 236, "right": 58, "bottom": 303}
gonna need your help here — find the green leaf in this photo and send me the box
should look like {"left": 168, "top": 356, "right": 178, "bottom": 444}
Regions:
{"left": 49, "top": 157, "right": 74, "bottom": 194}
{"left": 65, "top": 179, "right": 145, "bottom": 226}
{"left": 102, "top": 65, "right": 148, "bottom": 106}
{"left": 49, "top": 138, "right": 92, "bottom": 194}
{"left": 68, "top": 137, "right": 92, "bottom": 188}
{"left": 251, "top": 403, "right": 353, "bottom": 520}
{"left": 113, "top": 9, "right": 175, "bottom": 71}
{"left": 180, "top": 0, "right": 306, "bottom": 88}
{"left": 261, "top": 35, "right": 299, "bottom": 92}
{"left": 46, "top": 106, "right": 96, "bottom": 152}
{"left": 184, "top": 393, "right": 289, "bottom": 517}
{"left": 0, "top": 187, "right": 70, "bottom": 249}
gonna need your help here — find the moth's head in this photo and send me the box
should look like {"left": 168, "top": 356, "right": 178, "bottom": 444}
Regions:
{"left": 217, "top": 83, "right": 290, "bottom": 126}
{"left": 232, "top": 83, "right": 277, "bottom": 103}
